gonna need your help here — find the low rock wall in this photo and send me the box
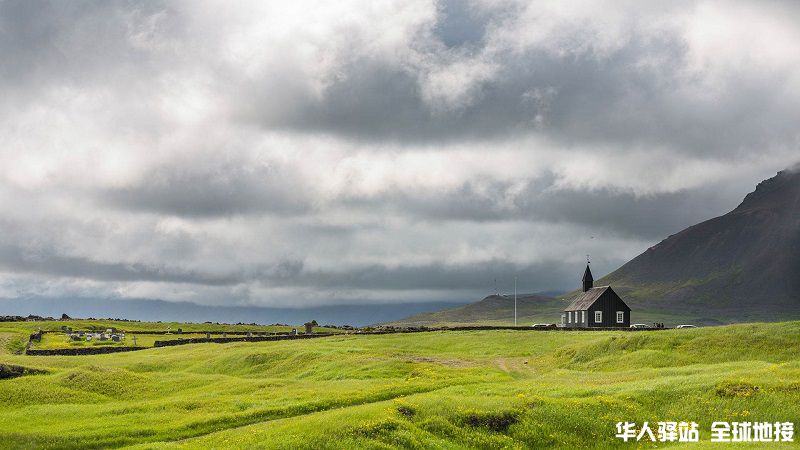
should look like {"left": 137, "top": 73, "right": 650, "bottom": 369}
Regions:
{"left": 153, "top": 333, "right": 334, "bottom": 347}
{"left": 25, "top": 346, "right": 147, "bottom": 356}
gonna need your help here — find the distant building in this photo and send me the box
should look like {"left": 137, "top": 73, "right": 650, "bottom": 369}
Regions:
{"left": 562, "top": 265, "right": 631, "bottom": 328}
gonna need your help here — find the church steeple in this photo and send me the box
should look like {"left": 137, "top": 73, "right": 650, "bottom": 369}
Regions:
{"left": 582, "top": 264, "right": 594, "bottom": 292}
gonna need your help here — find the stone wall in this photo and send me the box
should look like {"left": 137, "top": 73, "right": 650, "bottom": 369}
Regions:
{"left": 25, "top": 346, "right": 147, "bottom": 356}
{"left": 153, "top": 333, "right": 335, "bottom": 347}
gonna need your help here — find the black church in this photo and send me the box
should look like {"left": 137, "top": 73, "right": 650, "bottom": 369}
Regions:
{"left": 561, "top": 265, "right": 631, "bottom": 328}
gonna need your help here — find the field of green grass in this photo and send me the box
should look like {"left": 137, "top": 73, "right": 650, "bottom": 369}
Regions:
{"left": 1, "top": 321, "right": 799, "bottom": 448}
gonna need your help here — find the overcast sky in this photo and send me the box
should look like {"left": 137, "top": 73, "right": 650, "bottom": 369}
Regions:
{"left": 1, "top": 0, "right": 799, "bottom": 309}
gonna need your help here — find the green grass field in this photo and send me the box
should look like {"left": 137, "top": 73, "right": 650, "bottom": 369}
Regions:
{"left": 1, "top": 321, "right": 799, "bottom": 449}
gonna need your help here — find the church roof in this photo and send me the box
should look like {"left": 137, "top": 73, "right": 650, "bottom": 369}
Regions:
{"left": 582, "top": 265, "right": 593, "bottom": 284}
{"left": 565, "top": 286, "right": 611, "bottom": 311}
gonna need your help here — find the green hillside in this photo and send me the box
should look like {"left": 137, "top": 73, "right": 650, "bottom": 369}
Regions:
{"left": 0, "top": 320, "right": 799, "bottom": 448}
{"left": 384, "top": 294, "right": 567, "bottom": 327}
{"left": 393, "top": 168, "right": 800, "bottom": 328}
{"left": 599, "top": 167, "right": 800, "bottom": 322}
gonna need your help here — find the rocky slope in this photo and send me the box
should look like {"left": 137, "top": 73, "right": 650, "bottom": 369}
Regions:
{"left": 602, "top": 166, "right": 800, "bottom": 321}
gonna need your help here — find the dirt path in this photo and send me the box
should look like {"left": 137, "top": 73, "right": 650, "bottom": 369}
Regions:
{"left": 495, "top": 357, "right": 534, "bottom": 374}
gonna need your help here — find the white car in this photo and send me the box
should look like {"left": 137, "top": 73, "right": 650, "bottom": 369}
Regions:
{"left": 630, "top": 323, "right": 651, "bottom": 329}
{"left": 675, "top": 324, "right": 697, "bottom": 329}
{"left": 531, "top": 323, "right": 555, "bottom": 329}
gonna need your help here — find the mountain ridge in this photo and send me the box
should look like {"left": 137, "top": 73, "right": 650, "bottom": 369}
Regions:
{"left": 601, "top": 166, "right": 800, "bottom": 318}
{"left": 390, "top": 165, "right": 800, "bottom": 326}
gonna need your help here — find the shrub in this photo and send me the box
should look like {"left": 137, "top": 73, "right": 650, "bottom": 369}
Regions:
{"left": 716, "top": 381, "right": 760, "bottom": 398}
{"left": 0, "top": 363, "right": 48, "bottom": 379}
{"left": 459, "top": 409, "right": 520, "bottom": 433}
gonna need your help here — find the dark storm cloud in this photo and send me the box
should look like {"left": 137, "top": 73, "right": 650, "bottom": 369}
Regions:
{"left": 237, "top": 60, "right": 428, "bottom": 142}
{"left": 99, "top": 160, "right": 313, "bottom": 217}
{"left": 0, "top": 239, "right": 585, "bottom": 295}
{"left": 0, "top": 243, "right": 237, "bottom": 286}
{"left": 280, "top": 259, "right": 577, "bottom": 293}
{"left": 341, "top": 174, "right": 749, "bottom": 239}
{"left": 237, "top": 9, "right": 800, "bottom": 158}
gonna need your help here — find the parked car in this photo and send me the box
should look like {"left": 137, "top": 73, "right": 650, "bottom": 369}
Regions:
{"left": 675, "top": 324, "right": 697, "bottom": 329}
{"left": 630, "top": 323, "right": 651, "bottom": 329}
{"left": 531, "top": 323, "right": 556, "bottom": 329}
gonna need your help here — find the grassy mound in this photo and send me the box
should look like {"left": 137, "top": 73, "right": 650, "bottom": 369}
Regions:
{"left": 0, "top": 363, "right": 47, "bottom": 380}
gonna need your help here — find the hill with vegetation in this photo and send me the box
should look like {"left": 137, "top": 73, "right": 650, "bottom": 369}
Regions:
{"left": 384, "top": 294, "right": 566, "bottom": 327}
{"left": 601, "top": 166, "right": 800, "bottom": 324}
{"left": 392, "top": 166, "right": 800, "bottom": 327}
{"left": 1, "top": 319, "right": 799, "bottom": 448}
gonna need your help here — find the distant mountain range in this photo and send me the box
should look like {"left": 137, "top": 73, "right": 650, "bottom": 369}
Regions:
{"left": 0, "top": 296, "right": 461, "bottom": 328}
{"left": 390, "top": 166, "right": 800, "bottom": 326}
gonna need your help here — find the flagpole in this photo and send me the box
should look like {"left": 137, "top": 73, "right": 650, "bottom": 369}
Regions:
{"left": 514, "top": 277, "right": 517, "bottom": 327}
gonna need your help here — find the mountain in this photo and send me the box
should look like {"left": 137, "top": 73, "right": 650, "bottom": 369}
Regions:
{"left": 390, "top": 166, "right": 800, "bottom": 327}
{"left": 601, "top": 166, "right": 800, "bottom": 323}
{"left": 384, "top": 293, "right": 565, "bottom": 327}
{"left": 0, "top": 296, "right": 462, "bottom": 328}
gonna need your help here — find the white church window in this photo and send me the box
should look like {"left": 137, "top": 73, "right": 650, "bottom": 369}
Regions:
{"left": 595, "top": 311, "right": 602, "bottom": 323}
{"left": 616, "top": 311, "right": 624, "bottom": 323}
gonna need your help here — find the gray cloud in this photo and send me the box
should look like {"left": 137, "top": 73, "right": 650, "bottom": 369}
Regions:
{"left": 339, "top": 172, "right": 762, "bottom": 239}
{"left": 99, "top": 159, "right": 313, "bottom": 217}
{"left": 433, "top": 0, "right": 491, "bottom": 49}
{"left": 0, "top": 0, "right": 799, "bottom": 308}
{"left": 0, "top": 1, "right": 174, "bottom": 93}
{"left": 232, "top": 2, "right": 800, "bottom": 158}
{"left": 281, "top": 259, "right": 577, "bottom": 293}
{"left": 0, "top": 243, "right": 237, "bottom": 286}
{"left": 0, "top": 240, "right": 585, "bottom": 298}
